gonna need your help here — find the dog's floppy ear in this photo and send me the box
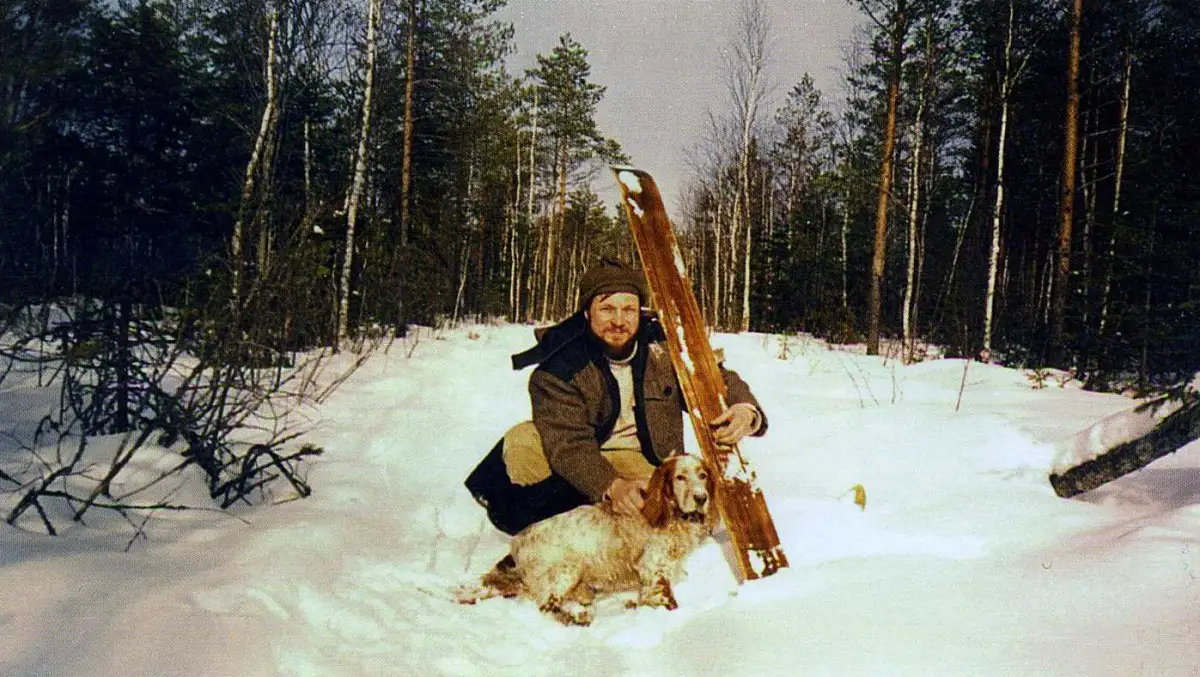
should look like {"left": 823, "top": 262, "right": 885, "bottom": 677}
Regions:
{"left": 640, "top": 457, "right": 675, "bottom": 527}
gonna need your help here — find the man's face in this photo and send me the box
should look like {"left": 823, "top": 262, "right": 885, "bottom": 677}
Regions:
{"left": 586, "top": 292, "right": 640, "bottom": 356}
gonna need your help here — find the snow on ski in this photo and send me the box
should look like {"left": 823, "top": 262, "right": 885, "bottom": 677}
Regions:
{"left": 612, "top": 166, "right": 787, "bottom": 582}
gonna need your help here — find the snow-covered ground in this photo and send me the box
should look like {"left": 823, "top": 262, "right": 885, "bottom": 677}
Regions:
{"left": 2, "top": 323, "right": 1198, "bottom": 677}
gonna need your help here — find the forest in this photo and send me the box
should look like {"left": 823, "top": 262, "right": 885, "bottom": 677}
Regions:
{"left": 678, "top": 0, "right": 1198, "bottom": 392}
{"left": 1, "top": 0, "right": 1198, "bottom": 524}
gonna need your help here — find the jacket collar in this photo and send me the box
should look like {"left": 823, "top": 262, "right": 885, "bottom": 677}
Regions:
{"left": 510, "top": 310, "right": 665, "bottom": 371}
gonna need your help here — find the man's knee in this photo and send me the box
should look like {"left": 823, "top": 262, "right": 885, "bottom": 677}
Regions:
{"left": 502, "top": 421, "right": 551, "bottom": 486}
{"left": 602, "top": 450, "right": 655, "bottom": 480}
{"left": 501, "top": 422, "right": 655, "bottom": 487}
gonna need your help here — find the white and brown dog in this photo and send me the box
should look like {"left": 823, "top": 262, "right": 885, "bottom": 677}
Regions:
{"left": 460, "top": 454, "right": 718, "bottom": 626}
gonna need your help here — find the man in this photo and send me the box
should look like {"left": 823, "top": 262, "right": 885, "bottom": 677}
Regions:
{"left": 465, "top": 258, "right": 766, "bottom": 534}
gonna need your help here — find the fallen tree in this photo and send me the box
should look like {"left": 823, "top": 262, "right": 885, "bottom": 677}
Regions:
{"left": 1050, "top": 394, "right": 1200, "bottom": 498}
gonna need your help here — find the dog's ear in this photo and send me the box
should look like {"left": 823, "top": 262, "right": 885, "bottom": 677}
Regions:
{"left": 640, "top": 458, "right": 675, "bottom": 528}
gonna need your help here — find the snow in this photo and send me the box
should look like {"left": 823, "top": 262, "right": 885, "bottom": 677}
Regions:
{"left": 674, "top": 324, "right": 694, "bottom": 372}
{"left": 625, "top": 196, "right": 645, "bottom": 219}
{"left": 3, "top": 325, "right": 1200, "bottom": 677}
{"left": 671, "top": 243, "right": 688, "bottom": 278}
{"left": 1051, "top": 398, "right": 1181, "bottom": 474}
{"left": 616, "top": 170, "right": 643, "bottom": 195}
{"left": 617, "top": 171, "right": 646, "bottom": 217}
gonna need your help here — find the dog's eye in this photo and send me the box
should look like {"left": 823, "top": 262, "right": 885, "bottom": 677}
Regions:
{"left": 698, "top": 472, "right": 708, "bottom": 481}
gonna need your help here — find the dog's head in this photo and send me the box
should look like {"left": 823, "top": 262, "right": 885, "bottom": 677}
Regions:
{"left": 642, "top": 454, "right": 716, "bottom": 528}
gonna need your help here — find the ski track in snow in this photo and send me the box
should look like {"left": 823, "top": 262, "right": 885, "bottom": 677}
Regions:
{"left": 2, "top": 326, "right": 1199, "bottom": 677}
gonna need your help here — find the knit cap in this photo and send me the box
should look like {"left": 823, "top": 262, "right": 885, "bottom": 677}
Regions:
{"left": 577, "top": 257, "right": 649, "bottom": 310}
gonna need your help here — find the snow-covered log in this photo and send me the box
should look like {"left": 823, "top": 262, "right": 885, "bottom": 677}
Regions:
{"left": 1050, "top": 398, "right": 1200, "bottom": 498}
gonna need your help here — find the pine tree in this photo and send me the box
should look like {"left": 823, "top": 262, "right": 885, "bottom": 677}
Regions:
{"left": 858, "top": 0, "right": 910, "bottom": 356}
{"left": 525, "top": 34, "right": 624, "bottom": 321}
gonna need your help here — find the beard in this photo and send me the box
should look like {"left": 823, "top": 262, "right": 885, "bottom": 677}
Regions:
{"left": 597, "top": 325, "right": 635, "bottom": 357}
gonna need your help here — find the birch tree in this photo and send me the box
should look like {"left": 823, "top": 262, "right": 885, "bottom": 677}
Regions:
{"left": 726, "top": 0, "right": 771, "bottom": 332}
{"left": 337, "top": 0, "right": 379, "bottom": 341}
{"left": 232, "top": 3, "right": 279, "bottom": 304}
{"left": 525, "top": 86, "right": 544, "bottom": 319}
{"left": 983, "top": 0, "right": 1030, "bottom": 354}
{"left": 901, "top": 12, "right": 932, "bottom": 361}
{"left": 1097, "top": 49, "right": 1133, "bottom": 340}
{"left": 692, "top": 111, "right": 738, "bottom": 328}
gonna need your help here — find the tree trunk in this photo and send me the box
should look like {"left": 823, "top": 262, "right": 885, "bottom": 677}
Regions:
{"left": 984, "top": 0, "right": 1019, "bottom": 354}
{"left": 940, "top": 197, "right": 973, "bottom": 319}
{"left": 399, "top": 0, "right": 417, "bottom": 249}
{"left": 1050, "top": 399, "right": 1200, "bottom": 499}
{"left": 303, "top": 117, "right": 313, "bottom": 221}
{"left": 508, "top": 126, "right": 522, "bottom": 319}
{"left": 538, "top": 141, "right": 564, "bottom": 323}
{"left": 734, "top": 29, "right": 763, "bottom": 336}
{"left": 114, "top": 293, "right": 132, "bottom": 433}
{"left": 554, "top": 143, "right": 568, "bottom": 314}
{"left": 256, "top": 69, "right": 283, "bottom": 277}
{"left": 1081, "top": 103, "right": 1097, "bottom": 322}
{"left": 1049, "top": 0, "right": 1082, "bottom": 365}
{"left": 232, "top": 5, "right": 279, "bottom": 303}
{"left": 1099, "top": 50, "right": 1133, "bottom": 339}
{"left": 840, "top": 191, "right": 850, "bottom": 309}
{"left": 713, "top": 191, "right": 722, "bottom": 328}
{"left": 390, "top": 0, "right": 417, "bottom": 328}
{"left": 741, "top": 183, "right": 753, "bottom": 332}
{"left": 726, "top": 190, "right": 738, "bottom": 329}
{"left": 902, "top": 88, "right": 925, "bottom": 361}
{"left": 337, "top": 0, "right": 379, "bottom": 341}
{"left": 866, "top": 0, "right": 907, "bottom": 356}
{"left": 540, "top": 141, "right": 566, "bottom": 321}
{"left": 725, "top": 0, "right": 768, "bottom": 333}
{"left": 698, "top": 203, "right": 710, "bottom": 325}
{"left": 1138, "top": 206, "right": 1157, "bottom": 389}
{"left": 524, "top": 87, "right": 539, "bottom": 322}
{"left": 452, "top": 237, "right": 470, "bottom": 325}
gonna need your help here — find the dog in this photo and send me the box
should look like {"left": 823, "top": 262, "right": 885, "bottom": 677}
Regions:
{"left": 459, "top": 454, "right": 718, "bottom": 626}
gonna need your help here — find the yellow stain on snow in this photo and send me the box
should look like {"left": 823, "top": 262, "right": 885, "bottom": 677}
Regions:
{"left": 851, "top": 484, "right": 867, "bottom": 511}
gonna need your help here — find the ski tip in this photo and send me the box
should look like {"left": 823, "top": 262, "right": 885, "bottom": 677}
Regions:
{"left": 610, "top": 165, "right": 653, "bottom": 181}
{"left": 612, "top": 166, "right": 658, "bottom": 199}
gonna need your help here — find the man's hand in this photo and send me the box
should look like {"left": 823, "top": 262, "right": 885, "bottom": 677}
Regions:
{"left": 606, "top": 477, "right": 647, "bottom": 516}
{"left": 710, "top": 403, "right": 761, "bottom": 446}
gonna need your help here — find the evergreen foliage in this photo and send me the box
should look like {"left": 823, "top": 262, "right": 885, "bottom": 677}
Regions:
{"left": 2, "top": 0, "right": 1198, "bottom": 529}
{"left": 679, "top": 0, "right": 1198, "bottom": 393}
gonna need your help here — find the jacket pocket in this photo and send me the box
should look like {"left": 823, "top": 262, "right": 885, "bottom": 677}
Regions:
{"left": 643, "top": 381, "right": 675, "bottom": 400}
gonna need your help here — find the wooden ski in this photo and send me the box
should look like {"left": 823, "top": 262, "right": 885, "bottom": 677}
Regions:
{"left": 612, "top": 166, "right": 788, "bottom": 582}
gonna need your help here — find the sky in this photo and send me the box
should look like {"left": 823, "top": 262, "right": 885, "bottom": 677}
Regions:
{"left": 496, "top": 0, "right": 866, "bottom": 218}
{"left": 3, "top": 321, "right": 1199, "bottom": 676}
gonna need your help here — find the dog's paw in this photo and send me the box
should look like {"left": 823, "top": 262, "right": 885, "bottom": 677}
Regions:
{"left": 539, "top": 596, "right": 593, "bottom": 626}
{"left": 453, "top": 583, "right": 483, "bottom": 605}
{"left": 635, "top": 578, "right": 678, "bottom": 611}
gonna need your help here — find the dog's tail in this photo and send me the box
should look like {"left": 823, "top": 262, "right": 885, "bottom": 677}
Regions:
{"left": 456, "top": 554, "right": 524, "bottom": 604}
